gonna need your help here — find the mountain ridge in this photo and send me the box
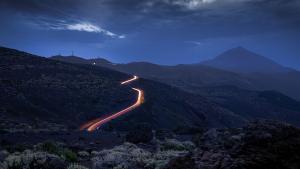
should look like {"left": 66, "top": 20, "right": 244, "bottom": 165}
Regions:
{"left": 47, "top": 46, "right": 300, "bottom": 126}
{"left": 201, "top": 47, "right": 292, "bottom": 73}
{"left": 0, "top": 46, "right": 248, "bottom": 130}
{"left": 50, "top": 48, "right": 300, "bottom": 100}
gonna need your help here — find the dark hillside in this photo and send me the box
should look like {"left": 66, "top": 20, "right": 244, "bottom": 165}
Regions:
{"left": 0, "top": 46, "right": 245, "bottom": 130}
{"left": 0, "top": 47, "right": 133, "bottom": 128}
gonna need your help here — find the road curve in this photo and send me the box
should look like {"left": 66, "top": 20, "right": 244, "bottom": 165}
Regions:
{"left": 80, "top": 75, "right": 143, "bottom": 132}
{"left": 121, "top": 75, "right": 138, "bottom": 85}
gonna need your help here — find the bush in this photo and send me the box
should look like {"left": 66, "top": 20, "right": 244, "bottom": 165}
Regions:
{"left": 92, "top": 143, "right": 152, "bottom": 169}
{"left": 1, "top": 151, "right": 66, "bottom": 169}
{"left": 67, "top": 163, "right": 89, "bottom": 169}
{"left": 92, "top": 141, "right": 192, "bottom": 169}
{"left": 63, "top": 149, "right": 78, "bottom": 162}
{"left": 160, "top": 139, "right": 195, "bottom": 151}
{"left": 77, "top": 151, "right": 89, "bottom": 158}
{"left": 37, "top": 141, "right": 77, "bottom": 162}
{"left": 39, "top": 141, "right": 60, "bottom": 155}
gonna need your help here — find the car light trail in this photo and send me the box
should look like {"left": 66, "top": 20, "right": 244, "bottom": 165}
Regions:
{"left": 80, "top": 75, "right": 143, "bottom": 132}
{"left": 121, "top": 75, "right": 138, "bottom": 85}
{"left": 87, "top": 88, "right": 143, "bottom": 132}
{"left": 79, "top": 118, "right": 102, "bottom": 131}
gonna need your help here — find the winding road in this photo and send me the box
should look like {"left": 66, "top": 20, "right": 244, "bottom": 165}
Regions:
{"left": 80, "top": 75, "right": 144, "bottom": 132}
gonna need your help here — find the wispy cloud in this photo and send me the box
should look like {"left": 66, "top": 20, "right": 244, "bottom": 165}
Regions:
{"left": 164, "top": 0, "right": 217, "bottom": 10}
{"left": 40, "top": 20, "right": 125, "bottom": 39}
{"left": 164, "top": 0, "right": 256, "bottom": 10}
{"left": 185, "top": 40, "right": 203, "bottom": 46}
{"left": 65, "top": 22, "right": 125, "bottom": 39}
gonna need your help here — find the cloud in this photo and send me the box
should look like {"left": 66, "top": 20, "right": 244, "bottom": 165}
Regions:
{"left": 161, "top": 0, "right": 264, "bottom": 10}
{"left": 67, "top": 23, "right": 102, "bottom": 33}
{"left": 170, "top": 0, "right": 217, "bottom": 9}
{"left": 65, "top": 22, "right": 125, "bottom": 39}
{"left": 185, "top": 40, "right": 203, "bottom": 46}
{"left": 37, "top": 20, "right": 125, "bottom": 39}
{"left": 1, "top": 0, "right": 299, "bottom": 41}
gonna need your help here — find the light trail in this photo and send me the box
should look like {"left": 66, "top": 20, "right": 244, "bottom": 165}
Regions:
{"left": 79, "top": 118, "right": 102, "bottom": 131}
{"left": 80, "top": 75, "right": 143, "bottom": 132}
{"left": 87, "top": 88, "right": 143, "bottom": 132}
{"left": 121, "top": 75, "right": 138, "bottom": 85}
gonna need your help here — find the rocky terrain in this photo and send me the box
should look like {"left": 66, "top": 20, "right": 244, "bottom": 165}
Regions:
{"left": 1, "top": 121, "right": 299, "bottom": 169}
{"left": 166, "top": 120, "right": 300, "bottom": 169}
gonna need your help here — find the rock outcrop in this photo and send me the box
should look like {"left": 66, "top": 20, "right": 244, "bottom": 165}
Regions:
{"left": 165, "top": 121, "right": 300, "bottom": 169}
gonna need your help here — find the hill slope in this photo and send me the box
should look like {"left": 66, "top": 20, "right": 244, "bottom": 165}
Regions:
{"left": 196, "top": 86, "right": 300, "bottom": 126}
{"left": 0, "top": 47, "right": 133, "bottom": 129}
{"left": 1, "top": 46, "right": 246, "bottom": 130}
{"left": 49, "top": 54, "right": 300, "bottom": 126}
{"left": 114, "top": 61, "right": 300, "bottom": 126}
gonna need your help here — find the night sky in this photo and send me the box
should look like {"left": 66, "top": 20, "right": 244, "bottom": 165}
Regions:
{"left": 0, "top": 0, "right": 299, "bottom": 69}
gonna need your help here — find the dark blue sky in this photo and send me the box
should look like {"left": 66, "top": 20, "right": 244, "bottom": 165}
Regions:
{"left": 0, "top": 0, "right": 299, "bottom": 69}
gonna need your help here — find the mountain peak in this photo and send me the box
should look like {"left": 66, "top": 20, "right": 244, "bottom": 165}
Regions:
{"left": 230, "top": 46, "right": 257, "bottom": 54}
{"left": 230, "top": 46, "right": 248, "bottom": 51}
{"left": 202, "top": 47, "right": 291, "bottom": 73}
{"left": 217, "top": 47, "right": 261, "bottom": 59}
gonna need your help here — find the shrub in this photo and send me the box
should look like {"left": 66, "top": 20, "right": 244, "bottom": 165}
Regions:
{"left": 1, "top": 151, "right": 66, "bottom": 169}
{"left": 92, "top": 141, "right": 192, "bottom": 169}
{"left": 63, "top": 149, "right": 78, "bottom": 162}
{"left": 39, "top": 141, "right": 60, "bottom": 155}
{"left": 37, "top": 141, "right": 77, "bottom": 162}
{"left": 160, "top": 139, "right": 194, "bottom": 151}
{"left": 67, "top": 163, "right": 89, "bottom": 169}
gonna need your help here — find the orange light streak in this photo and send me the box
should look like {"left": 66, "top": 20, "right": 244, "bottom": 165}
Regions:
{"left": 121, "top": 75, "right": 138, "bottom": 85}
{"left": 87, "top": 88, "right": 143, "bottom": 132}
{"left": 80, "top": 75, "right": 143, "bottom": 132}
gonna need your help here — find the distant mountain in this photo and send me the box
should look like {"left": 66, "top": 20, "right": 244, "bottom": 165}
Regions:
{"left": 50, "top": 57, "right": 253, "bottom": 90}
{"left": 113, "top": 61, "right": 300, "bottom": 126}
{"left": 114, "top": 62, "right": 254, "bottom": 90}
{"left": 48, "top": 52, "right": 300, "bottom": 126}
{"left": 51, "top": 54, "right": 300, "bottom": 100}
{"left": 1, "top": 46, "right": 246, "bottom": 130}
{"left": 201, "top": 47, "right": 292, "bottom": 73}
{"left": 49, "top": 56, "right": 240, "bottom": 89}
{"left": 111, "top": 52, "right": 300, "bottom": 100}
